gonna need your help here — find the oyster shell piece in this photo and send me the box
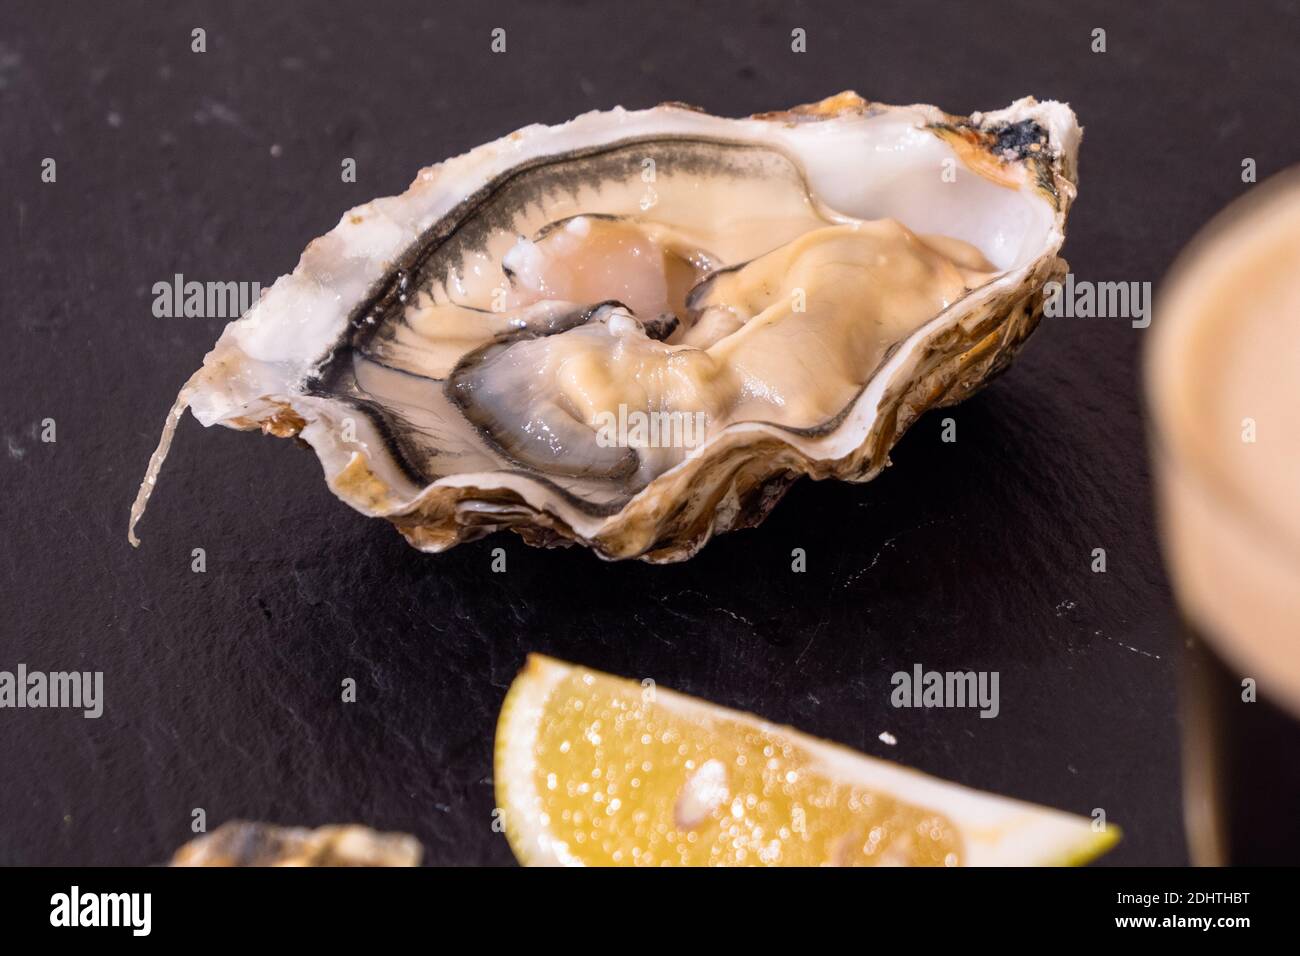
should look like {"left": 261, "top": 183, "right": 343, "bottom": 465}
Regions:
{"left": 130, "top": 92, "right": 1080, "bottom": 562}
{"left": 170, "top": 820, "right": 422, "bottom": 866}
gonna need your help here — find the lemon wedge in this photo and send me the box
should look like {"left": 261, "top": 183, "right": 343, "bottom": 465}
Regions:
{"left": 495, "top": 655, "right": 1119, "bottom": 866}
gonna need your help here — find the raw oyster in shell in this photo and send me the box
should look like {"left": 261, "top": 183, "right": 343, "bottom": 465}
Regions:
{"left": 131, "top": 92, "right": 1080, "bottom": 562}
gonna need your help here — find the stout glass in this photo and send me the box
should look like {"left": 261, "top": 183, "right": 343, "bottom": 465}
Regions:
{"left": 1147, "top": 171, "right": 1300, "bottom": 865}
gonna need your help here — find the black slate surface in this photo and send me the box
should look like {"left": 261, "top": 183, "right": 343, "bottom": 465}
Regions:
{"left": 2, "top": 0, "right": 1297, "bottom": 866}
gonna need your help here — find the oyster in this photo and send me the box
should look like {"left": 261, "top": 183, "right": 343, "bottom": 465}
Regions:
{"left": 131, "top": 92, "right": 1080, "bottom": 562}
{"left": 170, "top": 820, "right": 421, "bottom": 866}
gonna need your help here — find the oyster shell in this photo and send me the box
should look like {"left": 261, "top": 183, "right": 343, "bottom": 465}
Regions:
{"left": 131, "top": 92, "right": 1080, "bottom": 562}
{"left": 170, "top": 820, "right": 421, "bottom": 866}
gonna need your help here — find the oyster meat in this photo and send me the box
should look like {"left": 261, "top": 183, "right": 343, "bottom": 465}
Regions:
{"left": 131, "top": 92, "right": 1080, "bottom": 562}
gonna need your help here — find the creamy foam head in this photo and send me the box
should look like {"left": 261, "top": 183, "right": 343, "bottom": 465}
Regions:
{"left": 1149, "top": 171, "right": 1300, "bottom": 712}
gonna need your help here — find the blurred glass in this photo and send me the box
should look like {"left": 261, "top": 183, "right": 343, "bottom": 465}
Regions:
{"left": 1147, "top": 170, "right": 1300, "bottom": 865}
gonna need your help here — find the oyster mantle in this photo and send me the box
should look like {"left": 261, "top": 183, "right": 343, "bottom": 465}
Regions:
{"left": 130, "top": 92, "right": 1081, "bottom": 562}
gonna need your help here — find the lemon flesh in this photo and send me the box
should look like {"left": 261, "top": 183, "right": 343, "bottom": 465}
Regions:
{"left": 495, "top": 656, "right": 1119, "bottom": 867}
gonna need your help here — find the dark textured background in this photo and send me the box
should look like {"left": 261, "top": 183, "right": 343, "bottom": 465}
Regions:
{"left": 2, "top": 0, "right": 1297, "bottom": 866}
